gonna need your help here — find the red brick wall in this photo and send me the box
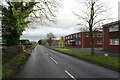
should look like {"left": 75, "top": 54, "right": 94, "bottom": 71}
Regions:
{"left": 103, "top": 21, "right": 120, "bottom": 52}
{"left": 103, "top": 26, "right": 109, "bottom": 50}
{"left": 65, "top": 31, "right": 103, "bottom": 48}
{"left": 82, "top": 32, "right": 103, "bottom": 48}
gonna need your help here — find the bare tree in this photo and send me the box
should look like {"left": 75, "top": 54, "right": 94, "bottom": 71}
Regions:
{"left": 73, "top": 0, "right": 112, "bottom": 55}
{"left": 26, "top": 0, "right": 62, "bottom": 28}
{"left": 47, "top": 32, "right": 55, "bottom": 46}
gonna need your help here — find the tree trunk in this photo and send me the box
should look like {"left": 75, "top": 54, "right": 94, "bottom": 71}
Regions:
{"left": 49, "top": 38, "right": 52, "bottom": 46}
{"left": 89, "top": 2, "right": 95, "bottom": 55}
{"left": 90, "top": 30, "right": 95, "bottom": 55}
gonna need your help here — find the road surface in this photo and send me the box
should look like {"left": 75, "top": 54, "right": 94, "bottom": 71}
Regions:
{"left": 15, "top": 45, "right": 119, "bottom": 79}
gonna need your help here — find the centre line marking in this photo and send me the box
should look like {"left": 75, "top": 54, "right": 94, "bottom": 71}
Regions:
{"left": 50, "top": 57, "right": 58, "bottom": 64}
{"left": 64, "top": 70, "right": 76, "bottom": 80}
{"left": 46, "top": 53, "right": 48, "bottom": 55}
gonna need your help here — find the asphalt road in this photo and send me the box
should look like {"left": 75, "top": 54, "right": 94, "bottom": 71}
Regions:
{"left": 15, "top": 45, "right": 119, "bottom": 79}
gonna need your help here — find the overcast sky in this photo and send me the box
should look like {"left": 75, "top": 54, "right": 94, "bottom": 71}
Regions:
{"left": 8, "top": 0, "right": 120, "bottom": 42}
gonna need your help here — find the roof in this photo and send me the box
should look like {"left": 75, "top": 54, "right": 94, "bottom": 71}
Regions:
{"left": 52, "top": 38, "right": 60, "bottom": 40}
{"left": 65, "top": 30, "right": 102, "bottom": 37}
{"left": 102, "top": 20, "right": 120, "bottom": 27}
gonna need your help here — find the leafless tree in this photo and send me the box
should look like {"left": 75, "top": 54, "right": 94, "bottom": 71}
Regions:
{"left": 47, "top": 32, "right": 55, "bottom": 46}
{"left": 26, "top": 0, "right": 62, "bottom": 28}
{"left": 73, "top": 0, "right": 112, "bottom": 55}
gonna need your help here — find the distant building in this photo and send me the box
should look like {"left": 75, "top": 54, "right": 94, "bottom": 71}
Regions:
{"left": 103, "top": 20, "right": 120, "bottom": 52}
{"left": 51, "top": 38, "right": 60, "bottom": 47}
{"left": 118, "top": 1, "right": 120, "bottom": 20}
{"left": 65, "top": 31, "right": 103, "bottom": 48}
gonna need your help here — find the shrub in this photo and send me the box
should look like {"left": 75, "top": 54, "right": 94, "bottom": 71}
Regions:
{"left": 2, "top": 53, "right": 29, "bottom": 80}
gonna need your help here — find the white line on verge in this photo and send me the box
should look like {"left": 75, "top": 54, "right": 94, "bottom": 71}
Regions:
{"left": 50, "top": 57, "right": 58, "bottom": 64}
{"left": 64, "top": 70, "right": 76, "bottom": 80}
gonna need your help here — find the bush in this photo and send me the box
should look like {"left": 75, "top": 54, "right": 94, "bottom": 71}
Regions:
{"left": 2, "top": 53, "right": 29, "bottom": 80}
{"left": 2, "top": 45, "right": 24, "bottom": 64}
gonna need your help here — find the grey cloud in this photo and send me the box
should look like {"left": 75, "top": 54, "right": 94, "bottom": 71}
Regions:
{"left": 20, "top": 0, "right": 118, "bottom": 42}
{"left": 20, "top": 25, "right": 80, "bottom": 41}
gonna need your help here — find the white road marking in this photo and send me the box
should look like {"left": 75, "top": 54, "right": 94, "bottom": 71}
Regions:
{"left": 64, "top": 70, "right": 76, "bottom": 80}
{"left": 46, "top": 52, "right": 48, "bottom": 55}
{"left": 50, "top": 57, "right": 58, "bottom": 64}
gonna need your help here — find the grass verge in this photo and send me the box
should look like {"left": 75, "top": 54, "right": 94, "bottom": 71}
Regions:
{"left": 47, "top": 46, "right": 120, "bottom": 72}
{"left": 2, "top": 53, "right": 29, "bottom": 80}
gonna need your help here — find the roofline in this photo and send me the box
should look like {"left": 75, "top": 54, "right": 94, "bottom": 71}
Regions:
{"left": 102, "top": 20, "right": 120, "bottom": 27}
{"left": 65, "top": 30, "right": 102, "bottom": 37}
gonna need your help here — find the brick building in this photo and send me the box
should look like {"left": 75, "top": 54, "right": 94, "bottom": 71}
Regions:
{"left": 103, "top": 20, "right": 120, "bottom": 52}
{"left": 65, "top": 31, "right": 103, "bottom": 48}
{"left": 51, "top": 38, "right": 60, "bottom": 47}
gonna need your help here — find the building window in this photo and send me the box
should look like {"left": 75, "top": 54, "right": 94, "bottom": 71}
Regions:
{"left": 76, "top": 34, "right": 78, "bottom": 38}
{"left": 76, "top": 41, "right": 77, "bottom": 45}
{"left": 68, "top": 40, "right": 69, "bottom": 43}
{"left": 97, "top": 33, "right": 103, "bottom": 37}
{"left": 69, "top": 36, "right": 70, "bottom": 39}
{"left": 73, "top": 35, "right": 75, "bottom": 38}
{"left": 68, "top": 42, "right": 69, "bottom": 44}
{"left": 97, "top": 40, "right": 103, "bottom": 45}
{"left": 66, "top": 42, "right": 67, "bottom": 44}
{"left": 109, "top": 25, "right": 119, "bottom": 32}
{"left": 79, "top": 34, "right": 81, "bottom": 37}
{"left": 79, "top": 41, "right": 81, "bottom": 44}
{"left": 68, "top": 40, "right": 70, "bottom": 44}
{"left": 93, "top": 34, "right": 95, "bottom": 37}
{"left": 66, "top": 37, "right": 67, "bottom": 39}
{"left": 85, "top": 33, "right": 89, "bottom": 37}
{"left": 109, "top": 39, "right": 119, "bottom": 45}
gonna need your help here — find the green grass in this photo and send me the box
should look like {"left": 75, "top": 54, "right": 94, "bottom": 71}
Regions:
{"left": 49, "top": 47, "right": 119, "bottom": 72}
{"left": 31, "top": 42, "right": 37, "bottom": 49}
{"left": 0, "top": 69, "right": 2, "bottom": 80}
{"left": 2, "top": 53, "right": 29, "bottom": 79}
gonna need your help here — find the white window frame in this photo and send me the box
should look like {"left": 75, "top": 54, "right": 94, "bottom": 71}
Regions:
{"left": 109, "top": 25, "right": 119, "bottom": 32}
{"left": 76, "top": 34, "right": 78, "bottom": 38}
{"left": 79, "top": 41, "right": 81, "bottom": 44}
{"left": 93, "top": 34, "right": 95, "bottom": 37}
{"left": 97, "top": 40, "right": 103, "bottom": 45}
{"left": 109, "top": 39, "right": 119, "bottom": 45}
{"left": 85, "top": 33, "right": 89, "bottom": 37}
{"left": 66, "top": 37, "right": 67, "bottom": 39}
{"left": 76, "top": 41, "right": 77, "bottom": 45}
{"left": 66, "top": 42, "right": 67, "bottom": 44}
